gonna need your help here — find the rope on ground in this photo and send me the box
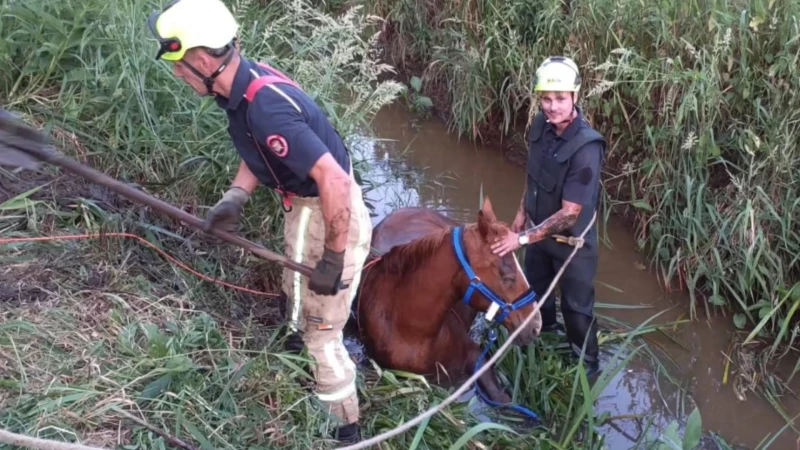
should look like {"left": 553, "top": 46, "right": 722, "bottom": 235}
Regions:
{"left": 0, "top": 232, "right": 278, "bottom": 297}
{"left": 0, "top": 429, "right": 108, "bottom": 450}
{"left": 336, "top": 211, "right": 598, "bottom": 450}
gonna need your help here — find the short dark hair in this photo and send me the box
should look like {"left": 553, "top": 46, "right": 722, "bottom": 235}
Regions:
{"left": 200, "top": 38, "right": 237, "bottom": 58}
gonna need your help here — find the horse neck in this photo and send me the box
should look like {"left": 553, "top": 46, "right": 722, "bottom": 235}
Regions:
{"left": 401, "top": 227, "right": 474, "bottom": 333}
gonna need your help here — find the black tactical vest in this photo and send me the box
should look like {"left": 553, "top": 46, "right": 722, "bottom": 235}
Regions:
{"left": 525, "top": 110, "right": 606, "bottom": 248}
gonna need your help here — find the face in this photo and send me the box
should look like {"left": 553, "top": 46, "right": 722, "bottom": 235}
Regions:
{"left": 539, "top": 91, "right": 574, "bottom": 124}
{"left": 468, "top": 197, "right": 542, "bottom": 345}
{"left": 170, "top": 49, "right": 215, "bottom": 94}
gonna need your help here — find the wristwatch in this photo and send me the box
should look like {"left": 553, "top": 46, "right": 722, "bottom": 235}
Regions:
{"left": 518, "top": 232, "right": 530, "bottom": 246}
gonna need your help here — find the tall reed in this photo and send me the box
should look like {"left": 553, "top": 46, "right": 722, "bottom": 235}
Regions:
{"left": 366, "top": 0, "right": 800, "bottom": 348}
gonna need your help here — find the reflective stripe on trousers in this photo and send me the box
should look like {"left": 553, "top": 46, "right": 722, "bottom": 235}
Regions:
{"left": 280, "top": 168, "right": 372, "bottom": 424}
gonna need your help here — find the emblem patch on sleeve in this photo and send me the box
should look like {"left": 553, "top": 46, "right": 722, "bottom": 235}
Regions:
{"left": 266, "top": 134, "right": 289, "bottom": 157}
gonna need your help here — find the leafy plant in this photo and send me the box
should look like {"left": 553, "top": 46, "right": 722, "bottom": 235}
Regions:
{"left": 402, "top": 75, "right": 434, "bottom": 117}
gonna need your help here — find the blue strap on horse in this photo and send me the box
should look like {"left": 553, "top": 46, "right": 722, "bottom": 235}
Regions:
{"left": 451, "top": 226, "right": 540, "bottom": 422}
{"left": 473, "top": 327, "right": 540, "bottom": 421}
{"left": 451, "top": 226, "right": 538, "bottom": 322}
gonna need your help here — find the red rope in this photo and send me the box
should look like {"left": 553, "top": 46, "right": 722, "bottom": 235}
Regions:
{"left": 0, "top": 232, "right": 279, "bottom": 297}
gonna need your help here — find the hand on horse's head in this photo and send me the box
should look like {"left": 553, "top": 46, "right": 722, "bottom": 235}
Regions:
{"left": 491, "top": 230, "right": 522, "bottom": 258}
{"left": 474, "top": 196, "right": 522, "bottom": 257}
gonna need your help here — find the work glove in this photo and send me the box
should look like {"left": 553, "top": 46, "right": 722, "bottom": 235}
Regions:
{"left": 309, "top": 246, "right": 344, "bottom": 296}
{"left": 203, "top": 187, "right": 249, "bottom": 233}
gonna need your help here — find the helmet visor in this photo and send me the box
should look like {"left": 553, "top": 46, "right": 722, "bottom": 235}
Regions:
{"left": 148, "top": 11, "right": 183, "bottom": 60}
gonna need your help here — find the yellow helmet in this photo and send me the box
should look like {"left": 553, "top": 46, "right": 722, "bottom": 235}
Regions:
{"left": 148, "top": 0, "right": 239, "bottom": 61}
{"left": 533, "top": 56, "right": 581, "bottom": 93}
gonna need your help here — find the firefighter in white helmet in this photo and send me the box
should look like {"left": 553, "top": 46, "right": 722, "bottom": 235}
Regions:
{"left": 492, "top": 56, "right": 606, "bottom": 376}
{"left": 148, "top": 0, "right": 372, "bottom": 442}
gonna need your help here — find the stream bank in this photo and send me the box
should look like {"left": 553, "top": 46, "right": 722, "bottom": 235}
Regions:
{"left": 350, "top": 100, "right": 800, "bottom": 449}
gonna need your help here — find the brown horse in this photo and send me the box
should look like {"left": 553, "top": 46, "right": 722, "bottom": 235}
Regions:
{"left": 355, "top": 197, "right": 542, "bottom": 403}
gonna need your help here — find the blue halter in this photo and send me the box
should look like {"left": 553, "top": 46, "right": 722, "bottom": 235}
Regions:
{"left": 451, "top": 225, "right": 541, "bottom": 422}
{"left": 451, "top": 226, "right": 538, "bottom": 324}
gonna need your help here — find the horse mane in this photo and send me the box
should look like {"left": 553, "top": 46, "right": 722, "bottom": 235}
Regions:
{"left": 371, "top": 225, "right": 468, "bottom": 279}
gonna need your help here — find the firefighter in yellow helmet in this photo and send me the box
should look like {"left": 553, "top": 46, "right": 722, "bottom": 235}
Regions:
{"left": 148, "top": 0, "right": 372, "bottom": 443}
{"left": 492, "top": 56, "right": 606, "bottom": 377}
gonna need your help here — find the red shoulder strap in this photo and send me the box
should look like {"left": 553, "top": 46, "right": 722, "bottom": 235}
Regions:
{"left": 244, "top": 62, "right": 301, "bottom": 101}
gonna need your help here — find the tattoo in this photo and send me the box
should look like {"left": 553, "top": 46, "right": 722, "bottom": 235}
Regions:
{"left": 524, "top": 202, "right": 581, "bottom": 243}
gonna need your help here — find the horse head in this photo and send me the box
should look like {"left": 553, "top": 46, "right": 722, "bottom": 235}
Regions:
{"left": 457, "top": 197, "right": 542, "bottom": 345}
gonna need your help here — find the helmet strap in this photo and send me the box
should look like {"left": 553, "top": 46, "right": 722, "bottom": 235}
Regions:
{"left": 182, "top": 45, "right": 235, "bottom": 95}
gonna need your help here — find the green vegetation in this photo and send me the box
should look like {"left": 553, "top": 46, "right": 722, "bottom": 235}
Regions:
{"left": 0, "top": 0, "right": 787, "bottom": 448}
{"left": 363, "top": 0, "right": 800, "bottom": 357}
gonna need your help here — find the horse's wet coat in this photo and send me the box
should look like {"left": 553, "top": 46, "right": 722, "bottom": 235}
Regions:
{"left": 354, "top": 198, "right": 542, "bottom": 403}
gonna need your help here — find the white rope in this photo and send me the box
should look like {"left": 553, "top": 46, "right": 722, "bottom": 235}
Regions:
{"left": 0, "top": 429, "right": 109, "bottom": 450}
{"left": 336, "top": 211, "right": 598, "bottom": 450}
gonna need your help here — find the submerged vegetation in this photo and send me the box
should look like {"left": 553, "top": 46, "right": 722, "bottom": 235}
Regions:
{"left": 363, "top": 0, "right": 800, "bottom": 358}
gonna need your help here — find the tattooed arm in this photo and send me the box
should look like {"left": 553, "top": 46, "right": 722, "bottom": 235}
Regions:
{"left": 309, "top": 152, "right": 351, "bottom": 252}
{"left": 510, "top": 185, "right": 528, "bottom": 232}
{"left": 520, "top": 142, "right": 601, "bottom": 245}
{"left": 520, "top": 200, "right": 582, "bottom": 245}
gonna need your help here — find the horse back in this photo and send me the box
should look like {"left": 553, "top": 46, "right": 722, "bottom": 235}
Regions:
{"left": 371, "top": 207, "right": 458, "bottom": 255}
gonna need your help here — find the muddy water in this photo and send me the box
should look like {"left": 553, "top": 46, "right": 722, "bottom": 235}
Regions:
{"left": 350, "top": 102, "right": 800, "bottom": 449}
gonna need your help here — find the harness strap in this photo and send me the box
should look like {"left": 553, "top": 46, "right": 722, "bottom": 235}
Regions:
{"left": 450, "top": 226, "right": 541, "bottom": 420}
{"left": 243, "top": 61, "right": 305, "bottom": 212}
{"left": 244, "top": 63, "right": 301, "bottom": 101}
{"left": 452, "top": 226, "right": 537, "bottom": 323}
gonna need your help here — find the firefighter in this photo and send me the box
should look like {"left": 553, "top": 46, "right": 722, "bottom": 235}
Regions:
{"left": 491, "top": 56, "right": 606, "bottom": 376}
{"left": 148, "top": 0, "right": 372, "bottom": 442}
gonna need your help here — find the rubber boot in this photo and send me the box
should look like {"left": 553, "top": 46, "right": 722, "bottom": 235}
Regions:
{"left": 284, "top": 331, "right": 305, "bottom": 354}
{"left": 540, "top": 299, "right": 565, "bottom": 336}
{"left": 564, "top": 311, "right": 600, "bottom": 377}
{"left": 332, "top": 423, "right": 361, "bottom": 444}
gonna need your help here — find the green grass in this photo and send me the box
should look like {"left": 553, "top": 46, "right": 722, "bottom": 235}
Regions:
{"left": 0, "top": 0, "right": 757, "bottom": 448}
{"left": 0, "top": 228, "right": 725, "bottom": 449}
{"left": 362, "top": 0, "right": 800, "bottom": 360}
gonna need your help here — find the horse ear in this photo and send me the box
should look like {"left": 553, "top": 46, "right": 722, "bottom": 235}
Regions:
{"left": 480, "top": 196, "right": 497, "bottom": 223}
{"left": 478, "top": 196, "right": 496, "bottom": 238}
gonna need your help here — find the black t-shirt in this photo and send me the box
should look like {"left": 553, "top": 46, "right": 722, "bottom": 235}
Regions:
{"left": 215, "top": 58, "right": 350, "bottom": 197}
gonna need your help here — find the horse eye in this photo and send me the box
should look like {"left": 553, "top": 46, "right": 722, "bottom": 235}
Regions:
{"left": 499, "top": 254, "right": 516, "bottom": 286}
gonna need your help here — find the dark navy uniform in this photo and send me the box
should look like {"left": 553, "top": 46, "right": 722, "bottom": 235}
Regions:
{"left": 215, "top": 58, "right": 351, "bottom": 199}
{"left": 523, "top": 106, "right": 606, "bottom": 364}
{"left": 211, "top": 57, "right": 373, "bottom": 431}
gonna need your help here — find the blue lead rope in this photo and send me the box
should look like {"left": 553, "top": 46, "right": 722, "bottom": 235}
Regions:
{"left": 473, "top": 328, "right": 541, "bottom": 421}
{"left": 450, "top": 226, "right": 540, "bottom": 421}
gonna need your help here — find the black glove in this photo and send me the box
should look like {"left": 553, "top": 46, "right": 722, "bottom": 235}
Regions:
{"left": 203, "top": 187, "right": 249, "bottom": 233}
{"left": 309, "top": 247, "right": 344, "bottom": 296}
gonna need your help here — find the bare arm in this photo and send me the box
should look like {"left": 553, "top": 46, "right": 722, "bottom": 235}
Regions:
{"left": 231, "top": 160, "right": 260, "bottom": 194}
{"left": 308, "top": 153, "right": 351, "bottom": 253}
